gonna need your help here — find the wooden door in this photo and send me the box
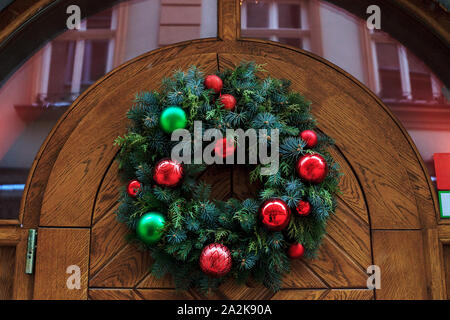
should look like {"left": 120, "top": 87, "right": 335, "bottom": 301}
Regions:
{"left": 12, "top": 1, "right": 447, "bottom": 300}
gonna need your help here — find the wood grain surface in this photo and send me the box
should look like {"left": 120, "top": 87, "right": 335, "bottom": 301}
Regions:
{"left": 272, "top": 289, "right": 374, "bottom": 300}
{"left": 33, "top": 228, "right": 90, "bottom": 300}
{"left": 373, "top": 230, "right": 429, "bottom": 299}
{"left": 444, "top": 245, "right": 450, "bottom": 299}
{"left": 86, "top": 145, "right": 372, "bottom": 299}
{"left": 0, "top": 227, "right": 33, "bottom": 299}
{"left": 0, "top": 246, "right": 15, "bottom": 299}
{"left": 40, "top": 53, "right": 218, "bottom": 227}
{"left": 9, "top": 0, "right": 445, "bottom": 300}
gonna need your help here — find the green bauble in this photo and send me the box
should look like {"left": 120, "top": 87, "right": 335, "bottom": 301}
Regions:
{"left": 160, "top": 106, "right": 187, "bottom": 133}
{"left": 136, "top": 212, "right": 165, "bottom": 245}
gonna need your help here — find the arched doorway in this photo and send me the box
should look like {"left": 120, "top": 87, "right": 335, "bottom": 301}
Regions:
{"left": 0, "top": 0, "right": 448, "bottom": 300}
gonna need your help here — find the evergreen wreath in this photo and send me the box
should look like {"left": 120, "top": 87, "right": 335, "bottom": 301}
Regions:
{"left": 114, "top": 62, "right": 341, "bottom": 292}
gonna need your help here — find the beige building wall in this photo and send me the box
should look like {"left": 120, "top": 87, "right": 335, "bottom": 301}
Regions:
{"left": 318, "top": 2, "right": 366, "bottom": 84}
{"left": 409, "top": 130, "right": 450, "bottom": 169}
{"left": 123, "top": 0, "right": 161, "bottom": 62}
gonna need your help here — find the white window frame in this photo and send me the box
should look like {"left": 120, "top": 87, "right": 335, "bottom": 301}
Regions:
{"left": 369, "top": 30, "right": 442, "bottom": 103}
{"left": 38, "top": 8, "right": 119, "bottom": 102}
{"left": 241, "top": 0, "right": 318, "bottom": 53}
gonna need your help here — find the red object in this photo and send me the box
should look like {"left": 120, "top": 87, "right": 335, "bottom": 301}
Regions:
{"left": 434, "top": 153, "right": 450, "bottom": 190}
{"left": 153, "top": 159, "right": 184, "bottom": 187}
{"left": 300, "top": 130, "right": 318, "bottom": 148}
{"left": 127, "top": 180, "right": 142, "bottom": 197}
{"left": 260, "top": 199, "right": 291, "bottom": 231}
{"left": 204, "top": 75, "right": 223, "bottom": 94}
{"left": 296, "top": 200, "right": 311, "bottom": 216}
{"left": 296, "top": 153, "right": 328, "bottom": 184}
{"left": 220, "top": 94, "right": 237, "bottom": 110}
{"left": 214, "top": 137, "right": 236, "bottom": 158}
{"left": 287, "top": 243, "right": 305, "bottom": 259}
{"left": 199, "top": 243, "right": 232, "bottom": 277}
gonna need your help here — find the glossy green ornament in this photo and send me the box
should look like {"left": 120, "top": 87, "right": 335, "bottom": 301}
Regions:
{"left": 136, "top": 212, "right": 165, "bottom": 245}
{"left": 160, "top": 106, "right": 187, "bottom": 133}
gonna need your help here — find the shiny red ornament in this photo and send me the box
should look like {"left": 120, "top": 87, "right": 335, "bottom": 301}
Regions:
{"left": 296, "top": 153, "right": 328, "bottom": 184}
{"left": 296, "top": 200, "right": 311, "bottom": 216}
{"left": 300, "top": 130, "right": 318, "bottom": 148}
{"left": 204, "top": 75, "right": 223, "bottom": 94}
{"left": 220, "top": 94, "right": 236, "bottom": 110}
{"left": 127, "top": 180, "right": 142, "bottom": 197}
{"left": 260, "top": 199, "right": 291, "bottom": 231}
{"left": 214, "top": 138, "right": 236, "bottom": 158}
{"left": 199, "top": 243, "right": 232, "bottom": 277}
{"left": 288, "top": 243, "right": 305, "bottom": 259}
{"left": 153, "top": 159, "right": 184, "bottom": 187}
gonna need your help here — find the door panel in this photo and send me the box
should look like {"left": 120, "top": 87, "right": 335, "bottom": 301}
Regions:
{"left": 33, "top": 228, "right": 90, "bottom": 300}
{"left": 0, "top": 227, "right": 33, "bottom": 300}
{"left": 18, "top": 38, "right": 443, "bottom": 299}
{"left": 87, "top": 145, "right": 372, "bottom": 299}
{"left": 0, "top": 0, "right": 443, "bottom": 300}
{"left": 0, "top": 246, "right": 15, "bottom": 299}
{"left": 373, "top": 230, "right": 428, "bottom": 299}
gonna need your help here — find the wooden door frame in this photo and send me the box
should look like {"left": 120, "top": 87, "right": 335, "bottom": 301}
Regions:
{"left": 0, "top": 227, "right": 33, "bottom": 299}
{"left": 0, "top": 0, "right": 448, "bottom": 300}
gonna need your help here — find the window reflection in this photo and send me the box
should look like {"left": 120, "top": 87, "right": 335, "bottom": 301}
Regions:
{"left": 375, "top": 42, "right": 403, "bottom": 100}
{"left": 242, "top": 0, "right": 311, "bottom": 50}
{"left": 241, "top": 0, "right": 449, "bottom": 179}
{"left": 0, "top": 0, "right": 218, "bottom": 219}
{"left": 246, "top": 2, "right": 270, "bottom": 28}
{"left": 278, "top": 4, "right": 301, "bottom": 29}
{"left": 0, "top": 0, "right": 448, "bottom": 220}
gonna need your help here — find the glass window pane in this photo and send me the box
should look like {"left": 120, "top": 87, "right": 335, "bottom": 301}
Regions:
{"left": 246, "top": 2, "right": 269, "bottom": 28}
{"left": 47, "top": 41, "right": 75, "bottom": 102}
{"left": 81, "top": 40, "right": 109, "bottom": 92}
{"left": 407, "top": 52, "right": 433, "bottom": 100}
{"left": 278, "top": 37, "right": 302, "bottom": 48}
{"left": 0, "top": 0, "right": 218, "bottom": 219}
{"left": 407, "top": 52, "right": 429, "bottom": 74}
{"left": 376, "top": 43, "right": 400, "bottom": 70}
{"left": 278, "top": 4, "right": 301, "bottom": 29}
{"left": 0, "top": 182, "right": 22, "bottom": 219}
{"left": 376, "top": 43, "right": 402, "bottom": 99}
{"left": 410, "top": 73, "right": 433, "bottom": 101}
{"left": 86, "top": 8, "right": 113, "bottom": 29}
{"left": 378, "top": 69, "right": 403, "bottom": 100}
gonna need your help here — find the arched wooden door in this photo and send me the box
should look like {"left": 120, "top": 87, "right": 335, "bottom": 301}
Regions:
{"left": 16, "top": 1, "right": 446, "bottom": 300}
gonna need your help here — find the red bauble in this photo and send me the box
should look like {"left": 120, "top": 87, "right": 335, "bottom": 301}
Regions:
{"left": 204, "top": 75, "right": 223, "bottom": 94}
{"left": 296, "top": 200, "right": 311, "bottom": 216}
{"left": 199, "top": 243, "right": 232, "bottom": 277}
{"left": 153, "top": 159, "right": 184, "bottom": 187}
{"left": 127, "top": 180, "right": 142, "bottom": 197}
{"left": 288, "top": 243, "right": 305, "bottom": 259}
{"left": 300, "top": 130, "right": 318, "bottom": 148}
{"left": 296, "top": 153, "right": 328, "bottom": 184}
{"left": 260, "top": 199, "right": 291, "bottom": 231}
{"left": 214, "top": 138, "right": 236, "bottom": 158}
{"left": 220, "top": 94, "right": 236, "bottom": 110}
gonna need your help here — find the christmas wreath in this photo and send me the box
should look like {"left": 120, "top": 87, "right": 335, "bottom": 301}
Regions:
{"left": 114, "top": 62, "right": 341, "bottom": 292}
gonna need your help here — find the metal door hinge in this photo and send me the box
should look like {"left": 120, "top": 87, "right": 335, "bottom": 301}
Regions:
{"left": 25, "top": 229, "right": 37, "bottom": 275}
